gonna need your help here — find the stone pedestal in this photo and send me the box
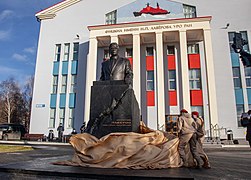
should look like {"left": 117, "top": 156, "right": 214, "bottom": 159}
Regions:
{"left": 85, "top": 80, "right": 140, "bottom": 138}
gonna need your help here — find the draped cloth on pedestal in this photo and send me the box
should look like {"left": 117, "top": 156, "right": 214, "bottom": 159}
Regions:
{"left": 54, "top": 123, "right": 182, "bottom": 169}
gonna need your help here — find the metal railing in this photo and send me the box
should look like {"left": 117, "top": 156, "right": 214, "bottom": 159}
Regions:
{"left": 206, "top": 124, "right": 227, "bottom": 144}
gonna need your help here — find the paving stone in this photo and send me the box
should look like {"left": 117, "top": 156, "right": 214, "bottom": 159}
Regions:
{"left": 0, "top": 144, "right": 251, "bottom": 179}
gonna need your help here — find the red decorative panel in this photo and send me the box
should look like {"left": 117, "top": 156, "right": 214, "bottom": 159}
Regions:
{"left": 167, "top": 55, "right": 176, "bottom": 70}
{"left": 190, "top": 90, "right": 203, "bottom": 106}
{"left": 188, "top": 54, "right": 201, "bottom": 69}
{"left": 146, "top": 56, "right": 154, "bottom": 71}
{"left": 136, "top": 4, "right": 170, "bottom": 16}
{"left": 169, "top": 91, "right": 177, "bottom": 106}
{"left": 147, "top": 91, "right": 155, "bottom": 106}
{"left": 128, "top": 57, "right": 133, "bottom": 69}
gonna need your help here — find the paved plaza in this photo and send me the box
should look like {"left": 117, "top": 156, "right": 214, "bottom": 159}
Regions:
{"left": 0, "top": 143, "right": 250, "bottom": 179}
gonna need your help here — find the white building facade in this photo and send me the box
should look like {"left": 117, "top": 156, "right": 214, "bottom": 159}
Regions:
{"left": 30, "top": 0, "right": 251, "bottom": 139}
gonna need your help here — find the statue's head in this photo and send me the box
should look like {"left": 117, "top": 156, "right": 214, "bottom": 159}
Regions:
{"left": 109, "top": 42, "right": 119, "bottom": 56}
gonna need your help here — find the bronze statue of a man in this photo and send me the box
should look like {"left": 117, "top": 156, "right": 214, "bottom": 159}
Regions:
{"left": 100, "top": 43, "right": 133, "bottom": 85}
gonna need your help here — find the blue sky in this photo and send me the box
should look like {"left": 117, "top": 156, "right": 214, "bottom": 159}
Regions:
{"left": 0, "top": 0, "right": 62, "bottom": 84}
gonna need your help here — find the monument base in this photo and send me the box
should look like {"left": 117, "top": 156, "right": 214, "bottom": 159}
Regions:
{"left": 85, "top": 80, "right": 140, "bottom": 138}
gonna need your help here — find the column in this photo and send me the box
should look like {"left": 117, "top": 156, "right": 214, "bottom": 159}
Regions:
{"left": 84, "top": 37, "right": 98, "bottom": 123}
{"left": 179, "top": 30, "right": 191, "bottom": 112}
{"left": 155, "top": 32, "right": 166, "bottom": 130}
{"left": 203, "top": 29, "right": 219, "bottom": 126}
{"left": 133, "top": 33, "right": 141, "bottom": 110}
{"left": 110, "top": 35, "right": 118, "bottom": 44}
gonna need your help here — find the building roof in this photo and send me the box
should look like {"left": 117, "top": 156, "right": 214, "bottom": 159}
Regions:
{"left": 35, "top": 0, "right": 81, "bottom": 21}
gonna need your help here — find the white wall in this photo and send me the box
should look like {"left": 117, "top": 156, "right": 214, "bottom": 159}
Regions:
{"left": 30, "top": 0, "right": 135, "bottom": 136}
{"left": 175, "top": 0, "right": 251, "bottom": 138}
{"left": 31, "top": 0, "right": 251, "bottom": 138}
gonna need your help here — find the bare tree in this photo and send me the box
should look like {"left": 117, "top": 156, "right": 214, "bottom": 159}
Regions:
{"left": 0, "top": 77, "right": 34, "bottom": 132}
{"left": 0, "top": 78, "right": 20, "bottom": 123}
{"left": 0, "top": 95, "right": 5, "bottom": 124}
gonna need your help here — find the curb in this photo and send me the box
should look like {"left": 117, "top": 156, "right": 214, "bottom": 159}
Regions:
{"left": 0, "top": 140, "right": 70, "bottom": 146}
{"left": 222, "top": 144, "right": 250, "bottom": 148}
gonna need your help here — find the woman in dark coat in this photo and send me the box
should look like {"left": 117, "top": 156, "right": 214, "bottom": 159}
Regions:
{"left": 242, "top": 110, "right": 251, "bottom": 147}
{"left": 246, "top": 111, "right": 251, "bottom": 147}
{"left": 247, "top": 124, "right": 251, "bottom": 147}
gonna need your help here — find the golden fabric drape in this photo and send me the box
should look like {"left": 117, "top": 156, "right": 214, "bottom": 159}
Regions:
{"left": 54, "top": 122, "right": 204, "bottom": 169}
{"left": 55, "top": 122, "right": 183, "bottom": 169}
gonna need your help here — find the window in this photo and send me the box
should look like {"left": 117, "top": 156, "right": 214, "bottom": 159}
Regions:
{"left": 168, "top": 70, "right": 176, "bottom": 90}
{"left": 105, "top": 10, "right": 117, "bottom": 25}
{"left": 52, "top": 75, "right": 58, "bottom": 94}
{"left": 146, "top": 47, "right": 154, "bottom": 56}
{"left": 187, "top": 44, "right": 199, "bottom": 54}
{"left": 73, "top": 43, "right": 79, "bottom": 61}
{"left": 59, "top": 108, "right": 65, "bottom": 124}
{"left": 126, "top": 48, "right": 133, "bottom": 57}
{"left": 167, "top": 46, "right": 175, "bottom": 55}
{"left": 229, "top": 31, "right": 249, "bottom": 53}
{"left": 191, "top": 106, "right": 203, "bottom": 117}
{"left": 183, "top": 4, "right": 196, "bottom": 18}
{"left": 228, "top": 32, "right": 235, "bottom": 42}
{"left": 236, "top": 105, "right": 244, "bottom": 127}
{"left": 55, "top": 44, "right": 61, "bottom": 61}
{"left": 61, "top": 75, "right": 68, "bottom": 93}
{"left": 63, "top": 43, "right": 70, "bottom": 61}
{"left": 228, "top": 32, "right": 236, "bottom": 53}
{"left": 49, "top": 108, "right": 56, "bottom": 128}
{"left": 189, "top": 69, "right": 201, "bottom": 90}
{"left": 240, "top": 31, "right": 249, "bottom": 52}
{"left": 147, "top": 71, "right": 154, "bottom": 91}
{"left": 232, "top": 67, "right": 242, "bottom": 88}
{"left": 70, "top": 75, "right": 77, "bottom": 93}
{"left": 245, "top": 67, "right": 251, "bottom": 87}
{"left": 68, "top": 108, "right": 75, "bottom": 128}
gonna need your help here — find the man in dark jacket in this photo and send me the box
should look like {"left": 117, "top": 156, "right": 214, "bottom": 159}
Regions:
{"left": 247, "top": 123, "right": 251, "bottom": 148}
{"left": 100, "top": 43, "right": 133, "bottom": 85}
{"left": 57, "top": 123, "right": 64, "bottom": 142}
{"left": 243, "top": 110, "right": 251, "bottom": 147}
